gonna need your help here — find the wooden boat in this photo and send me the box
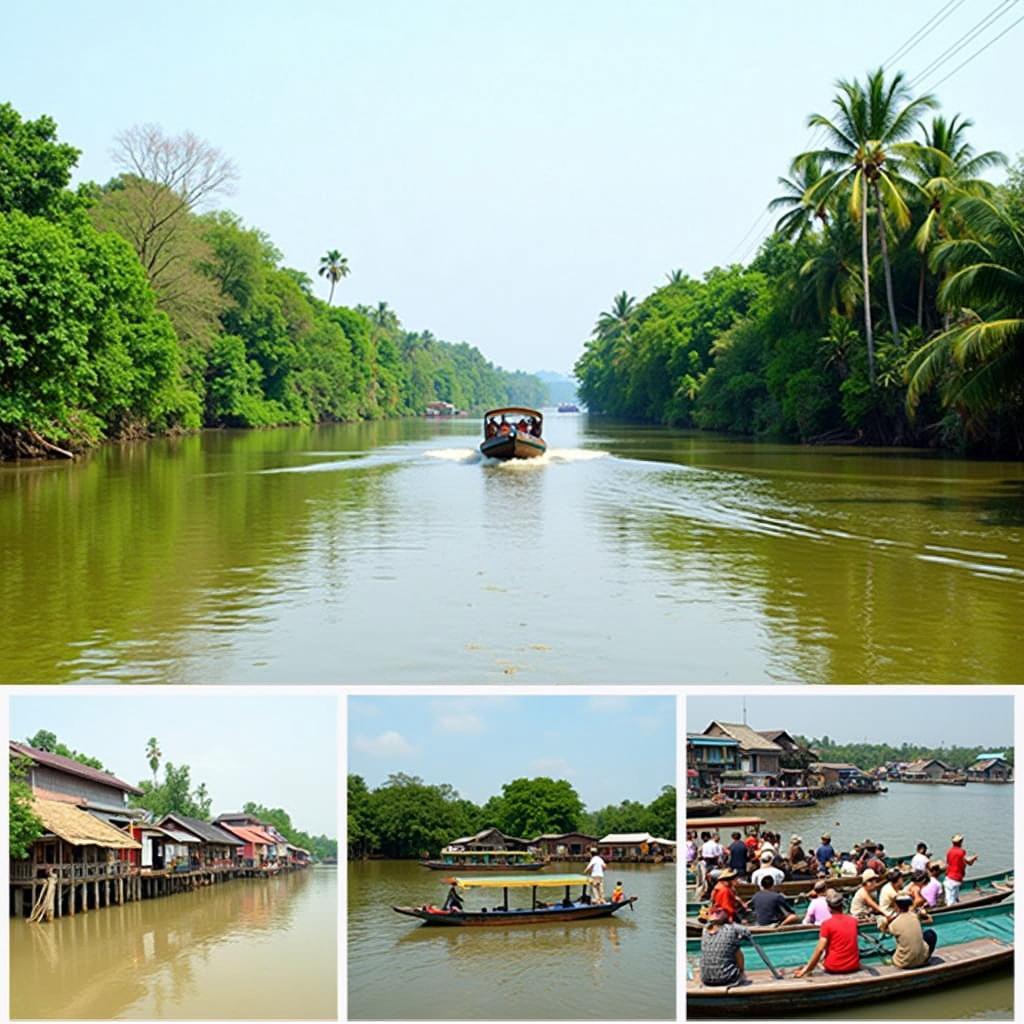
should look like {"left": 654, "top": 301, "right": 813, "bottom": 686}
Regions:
{"left": 686, "top": 869, "right": 1014, "bottom": 936}
{"left": 480, "top": 407, "right": 547, "bottom": 460}
{"left": 557, "top": 402, "right": 579, "bottom": 413}
{"left": 687, "top": 903, "right": 1013, "bottom": 1016}
{"left": 720, "top": 785, "right": 817, "bottom": 808}
{"left": 393, "top": 873, "right": 636, "bottom": 927}
{"left": 419, "top": 849, "right": 544, "bottom": 872}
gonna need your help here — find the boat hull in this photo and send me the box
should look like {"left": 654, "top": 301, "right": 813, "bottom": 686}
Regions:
{"left": 393, "top": 897, "right": 636, "bottom": 927}
{"left": 480, "top": 432, "right": 547, "bottom": 460}
{"left": 687, "top": 939, "right": 1011, "bottom": 1016}
{"left": 418, "top": 860, "right": 545, "bottom": 872}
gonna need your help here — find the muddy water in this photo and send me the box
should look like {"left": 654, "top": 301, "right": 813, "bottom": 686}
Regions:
{"left": 9, "top": 867, "right": 337, "bottom": 1019}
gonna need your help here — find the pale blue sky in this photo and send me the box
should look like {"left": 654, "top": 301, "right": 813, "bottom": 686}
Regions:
{"left": 348, "top": 695, "right": 675, "bottom": 807}
{"left": 688, "top": 695, "right": 1013, "bottom": 748}
{"left": 11, "top": 696, "right": 337, "bottom": 834}
{"left": 5, "top": 2, "right": 1020, "bottom": 372}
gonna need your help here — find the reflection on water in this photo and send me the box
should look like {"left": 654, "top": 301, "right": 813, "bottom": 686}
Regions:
{"left": 1, "top": 416, "right": 1021, "bottom": 682}
{"left": 348, "top": 860, "right": 675, "bottom": 1019}
{"left": 10, "top": 868, "right": 337, "bottom": 1019}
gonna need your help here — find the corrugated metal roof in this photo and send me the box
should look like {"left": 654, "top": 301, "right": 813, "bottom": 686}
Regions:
{"left": 599, "top": 832, "right": 675, "bottom": 845}
{"left": 159, "top": 813, "right": 245, "bottom": 845}
{"left": 11, "top": 742, "right": 143, "bottom": 795}
{"left": 33, "top": 798, "right": 141, "bottom": 849}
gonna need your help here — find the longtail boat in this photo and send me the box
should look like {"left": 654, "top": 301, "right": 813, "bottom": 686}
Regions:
{"left": 480, "top": 407, "right": 547, "bottom": 460}
{"left": 687, "top": 903, "right": 1013, "bottom": 1017}
{"left": 686, "top": 868, "right": 1014, "bottom": 936}
{"left": 419, "top": 849, "right": 545, "bottom": 872}
{"left": 393, "top": 873, "right": 636, "bottom": 927}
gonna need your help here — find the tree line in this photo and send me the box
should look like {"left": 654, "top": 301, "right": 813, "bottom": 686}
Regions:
{"left": 802, "top": 735, "right": 1014, "bottom": 772}
{"left": 347, "top": 772, "right": 676, "bottom": 858}
{"left": 575, "top": 68, "right": 1024, "bottom": 456}
{"left": 0, "top": 102, "right": 546, "bottom": 459}
{"left": 8, "top": 730, "right": 336, "bottom": 861}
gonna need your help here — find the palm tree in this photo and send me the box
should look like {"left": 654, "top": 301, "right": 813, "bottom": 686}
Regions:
{"left": 318, "top": 249, "right": 350, "bottom": 305}
{"left": 594, "top": 291, "right": 636, "bottom": 341}
{"left": 145, "top": 737, "right": 161, "bottom": 785}
{"left": 369, "top": 300, "right": 398, "bottom": 331}
{"left": 665, "top": 269, "right": 685, "bottom": 285}
{"left": 906, "top": 194, "right": 1024, "bottom": 440}
{"left": 769, "top": 155, "right": 831, "bottom": 240}
{"left": 798, "top": 202, "right": 862, "bottom": 321}
{"left": 798, "top": 68, "right": 938, "bottom": 379}
{"left": 907, "top": 116, "right": 1006, "bottom": 327}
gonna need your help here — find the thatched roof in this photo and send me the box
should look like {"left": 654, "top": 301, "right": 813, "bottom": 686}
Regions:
{"left": 33, "top": 798, "right": 141, "bottom": 849}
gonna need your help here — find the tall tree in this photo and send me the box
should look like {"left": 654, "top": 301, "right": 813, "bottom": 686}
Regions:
{"left": 0, "top": 102, "right": 80, "bottom": 219}
{"left": 318, "top": 249, "right": 350, "bottom": 305}
{"left": 769, "top": 155, "right": 831, "bottom": 241}
{"left": 145, "top": 737, "right": 162, "bottom": 784}
{"left": 9, "top": 755, "right": 43, "bottom": 860}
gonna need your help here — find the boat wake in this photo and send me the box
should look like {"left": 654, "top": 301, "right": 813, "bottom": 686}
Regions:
{"left": 425, "top": 447, "right": 609, "bottom": 467}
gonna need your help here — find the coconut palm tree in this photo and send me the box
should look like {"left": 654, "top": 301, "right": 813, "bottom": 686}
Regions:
{"left": 906, "top": 116, "right": 1006, "bottom": 327}
{"left": 797, "top": 68, "right": 938, "bottom": 379}
{"left": 318, "top": 249, "right": 350, "bottom": 305}
{"left": 798, "top": 201, "right": 862, "bottom": 321}
{"left": 594, "top": 291, "right": 636, "bottom": 341}
{"left": 769, "top": 155, "right": 831, "bottom": 241}
{"left": 145, "top": 737, "right": 162, "bottom": 785}
{"left": 665, "top": 269, "right": 685, "bottom": 285}
{"left": 906, "top": 194, "right": 1024, "bottom": 439}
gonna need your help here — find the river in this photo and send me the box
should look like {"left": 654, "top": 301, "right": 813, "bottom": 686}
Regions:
{"left": 688, "top": 784, "right": 1014, "bottom": 1019}
{"left": 1, "top": 414, "right": 1021, "bottom": 683}
{"left": 9, "top": 867, "right": 337, "bottom": 1020}
{"left": 347, "top": 859, "right": 675, "bottom": 1019}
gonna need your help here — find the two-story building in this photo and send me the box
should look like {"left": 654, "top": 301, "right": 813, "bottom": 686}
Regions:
{"left": 686, "top": 733, "right": 741, "bottom": 794}
{"left": 700, "top": 722, "right": 783, "bottom": 786}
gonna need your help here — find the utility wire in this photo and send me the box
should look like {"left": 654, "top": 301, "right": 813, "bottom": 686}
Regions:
{"left": 926, "top": 9, "right": 1024, "bottom": 88}
{"left": 882, "top": 0, "right": 969, "bottom": 68}
{"left": 909, "top": 0, "right": 1018, "bottom": 87}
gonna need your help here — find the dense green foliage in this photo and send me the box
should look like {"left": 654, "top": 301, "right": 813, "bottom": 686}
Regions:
{"left": 134, "top": 761, "right": 213, "bottom": 820}
{"left": 242, "top": 801, "right": 338, "bottom": 861}
{"left": 9, "top": 755, "right": 43, "bottom": 859}
{"left": 576, "top": 71, "right": 1023, "bottom": 455}
{"left": 800, "top": 736, "right": 1014, "bottom": 772}
{"left": 347, "top": 773, "right": 675, "bottom": 858}
{"left": 25, "top": 730, "right": 105, "bottom": 771}
{"left": 0, "top": 102, "right": 544, "bottom": 457}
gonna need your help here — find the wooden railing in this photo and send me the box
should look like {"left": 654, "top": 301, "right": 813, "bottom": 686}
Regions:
{"left": 10, "top": 861, "right": 136, "bottom": 881}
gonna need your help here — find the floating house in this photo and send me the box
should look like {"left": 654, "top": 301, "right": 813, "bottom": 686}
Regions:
{"left": 597, "top": 832, "right": 676, "bottom": 862}
{"left": 966, "top": 754, "right": 1013, "bottom": 783}
{"left": 531, "top": 832, "right": 599, "bottom": 860}
{"left": 444, "top": 827, "right": 534, "bottom": 852}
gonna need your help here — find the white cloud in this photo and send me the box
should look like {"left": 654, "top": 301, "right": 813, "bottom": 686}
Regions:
{"left": 531, "top": 757, "right": 575, "bottom": 777}
{"left": 436, "top": 712, "right": 486, "bottom": 735}
{"left": 353, "top": 731, "right": 414, "bottom": 757}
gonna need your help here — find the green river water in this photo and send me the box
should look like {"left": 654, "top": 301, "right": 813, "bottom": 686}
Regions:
{"left": 348, "top": 859, "right": 675, "bottom": 1019}
{"left": 1, "top": 414, "right": 1021, "bottom": 683}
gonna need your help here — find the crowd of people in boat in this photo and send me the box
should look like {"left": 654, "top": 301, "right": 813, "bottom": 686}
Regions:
{"left": 695, "top": 831, "right": 981, "bottom": 987}
{"left": 484, "top": 414, "right": 542, "bottom": 439}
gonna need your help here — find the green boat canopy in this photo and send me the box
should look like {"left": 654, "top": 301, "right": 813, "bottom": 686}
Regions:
{"left": 452, "top": 873, "right": 589, "bottom": 889}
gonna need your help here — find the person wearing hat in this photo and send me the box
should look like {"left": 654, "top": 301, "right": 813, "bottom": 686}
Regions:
{"left": 787, "top": 835, "right": 808, "bottom": 873}
{"left": 815, "top": 833, "right": 836, "bottom": 870}
{"left": 802, "top": 879, "right": 833, "bottom": 926}
{"left": 880, "top": 891, "right": 936, "bottom": 969}
{"left": 794, "top": 889, "right": 860, "bottom": 978}
{"left": 750, "top": 850, "right": 785, "bottom": 890}
{"left": 699, "top": 907, "right": 751, "bottom": 987}
{"left": 849, "top": 868, "right": 884, "bottom": 919}
{"left": 710, "top": 868, "right": 748, "bottom": 923}
{"left": 943, "top": 834, "right": 977, "bottom": 905}
{"left": 584, "top": 846, "right": 607, "bottom": 903}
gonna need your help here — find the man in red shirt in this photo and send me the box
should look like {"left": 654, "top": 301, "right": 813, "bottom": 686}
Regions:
{"left": 793, "top": 891, "right": 861, "bottom": 977}
{"left": 709, "top": 868, "right": 747, "bottom": 923}
{"left": 943, "top": 834, "right": 978, "bottom": 905}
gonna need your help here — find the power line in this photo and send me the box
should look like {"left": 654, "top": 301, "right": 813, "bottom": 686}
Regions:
{"left": 909, "top": 0, "right": 1018, "bottom": 87}
{"left": 926, "top": 9, "right": 1024, "bottom": 88}
{"left": 883, "top": 0, "right": 969, "bottom": 69}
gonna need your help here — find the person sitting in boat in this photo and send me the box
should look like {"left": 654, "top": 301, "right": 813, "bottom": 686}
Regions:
{"left": 787, "top": 834, "right": 810, "bottom": 875}
{"left": 530, "top": 418, "right": 542, "bottom": 437}
{"left": 815, "top": 833, "right": 836, "bottom": 870}
{"left": 920, "top": 862, "right": 945, "bottom": 907}
{"left": 857, "top": 842, "right": 885, "bottom": 877}
{"left": 793, "top": 890, "right": 860, "bottom": 978}
{"left": 750, "top": 874, "right": 799, "bottom": 928}
{"left": 906, "top": 869, "right": 930, "bottom": 911}
{"left": 611, "top": 881, "right": 625, "bottom": 903}
{"left": 877, "top": 868, "right": 907, "bottom": 919}
{"left": 699, "top": 907, "right": 751, "bottom": 988}
{"left": 516, "top": 417, "right": 529, "bottom": 433}
{"left": 879, "top": 891, "right": 936, "bottom": 969}
{"left": 498, "top": 416, "right": 511, "bottom": 435}
{"left": 485, "top": 418, "right": 498, "bottom": 439}
{"left": 709, "top": 868, "right": 747, "bottom": 923}
{"left": 802, "top": 880, "right": 833, "bottom": 926}
{"left": 442, "top": 885, "right": 464, "bottom": 912}
{"left": 750, "top": 851, "right": 785, "bottom": 890}
{"left": 837, "top": 851, "right": 859, "bottom": 877}
{"left": 849, "top": 868, "right": 885, "bottom": 919}
{"left": 911, "top": 842, "right": 931, "bottom": 874}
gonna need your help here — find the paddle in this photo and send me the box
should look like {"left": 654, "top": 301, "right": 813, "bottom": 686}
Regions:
{"left": 858, "top": 930, "right": 894, "bottom": 961}
{"left": 747, "top": 933, "right": 784, "bottom": 980}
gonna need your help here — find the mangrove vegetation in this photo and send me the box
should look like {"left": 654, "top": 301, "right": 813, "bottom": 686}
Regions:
{"left": 0, "top": 102, "right": 545, "bottom": 459}
{"left": 575, "top": 68, "right": 1024, "bottom": 455}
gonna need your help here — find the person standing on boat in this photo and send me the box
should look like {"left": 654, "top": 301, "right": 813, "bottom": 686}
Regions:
{"left": 943, "top": 834, "right": 977, "bottom": 905}
{"left": 727, "top": 832, "right": 749, "bottom": 877}
{"left": 880, "top": 891, "right": 936, "bottom": 968}
{"left": 585, "top": 847, "right": 607, "bottom": 903}
{"left": 793, "top": 890, "right": 861, "bottom": 978}
{"left": 815, "top": 833, "right": 836, "bottom": 870}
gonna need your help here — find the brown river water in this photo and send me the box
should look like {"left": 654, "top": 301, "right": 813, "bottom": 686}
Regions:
{"left": 9, "top": 867, "right": 337, "bottom": 1019}
{"left": 1, "top": 414, "right": 1020, "bottom": 684}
